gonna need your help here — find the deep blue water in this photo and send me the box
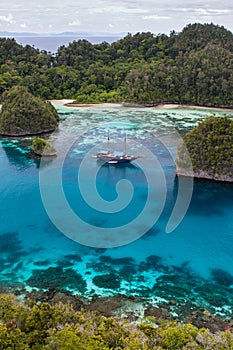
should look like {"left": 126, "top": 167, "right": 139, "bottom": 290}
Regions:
{"left": 1, "top": 104, "right": 233, "bottom": 316}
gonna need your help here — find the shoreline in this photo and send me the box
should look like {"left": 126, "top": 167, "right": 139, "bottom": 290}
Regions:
{"left": 50, "top": 99, "right": 233, "bottom": 112}
{"left": 2, "top": 289, "right": 233, "bottom": 347}
{"left": 1, "top": 286, "right": 232, "bottom": 332}
{"left": 177, "top": 171, "right": 233, "bottom": 183}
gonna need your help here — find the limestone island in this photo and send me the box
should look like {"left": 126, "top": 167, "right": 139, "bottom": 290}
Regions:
{"left": 32, "top": 137, "right": 57, "bottom": 157}
{"left": 0, "top": 86, "right": 59, "bottom": 136}
{"left": 176, "top": 116, "right": 233, "bottom": 182}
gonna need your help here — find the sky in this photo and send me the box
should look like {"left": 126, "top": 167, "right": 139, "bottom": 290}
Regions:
{"left": 0, "top": 0, "right": 233, "bottom": 34}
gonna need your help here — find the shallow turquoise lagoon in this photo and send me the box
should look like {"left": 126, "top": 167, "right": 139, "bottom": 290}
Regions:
{"left": 0, "top": 105, "right": 233, "bottom": 316}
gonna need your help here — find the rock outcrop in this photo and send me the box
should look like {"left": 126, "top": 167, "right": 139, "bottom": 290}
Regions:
{"left": 176, "top": 116, "right": 233, "bottom": 182}
{"left": 0, "top": 86, "right": 59, "bottom": 136}
{"left": 32, "top": 137, "right": 57, "bottom": 157}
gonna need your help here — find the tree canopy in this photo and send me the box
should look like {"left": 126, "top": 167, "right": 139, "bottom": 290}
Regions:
{"left": 0, "top": 86, "right": 59, "bottom": 136}
{"left": 1, "top": 294, "right": 233, "bottom": 349}
{"left": 0, "top": 23, "right": 233, "bottom": 106}
{"left": 176, "top": 116, "right": 233, "bottom": 181}
{"left": 32, "top": 137, "right": 56, "bottom": 156}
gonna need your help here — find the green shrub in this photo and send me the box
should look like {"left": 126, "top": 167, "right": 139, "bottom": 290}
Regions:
{"left": 1, "top": 293, "right": 233, "bottom": 349}
{"left": 32, "top": 137, "right": 56, "bottom": 155}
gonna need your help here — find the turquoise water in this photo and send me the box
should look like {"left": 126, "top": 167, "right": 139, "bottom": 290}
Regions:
{"left": 1, "top": 104, "right": 233, "bottom": 316}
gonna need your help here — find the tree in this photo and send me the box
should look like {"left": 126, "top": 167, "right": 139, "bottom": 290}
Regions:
{"left": 176, "top": 116, "right": 233, "bottom": 180}
{"left": 0, "top": 86, "right": 59, "bottom": 136}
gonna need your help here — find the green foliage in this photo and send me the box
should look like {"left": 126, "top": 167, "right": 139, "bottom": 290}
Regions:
{"left": 0, "top": 322, "right": 29, "bottom": 350}
{"left": 32, "top": 137, "right": 56, "bottom": 155}
{"left": 158, "top": 323, "right": 199, "bottom": 349}
{"left": 0, "top": 86, "right": 59, "bottom": 135}
{"left": 45, "top": 325, "right": 109, "bottom": 350}
{"left": 74, "top": 85, "right": 120, "bottom": 104}
{"left": 1, "top": 294, "right": 233, "bottom": 349}
{"left": 0, "top": 294, "right": 28, "bottom": 327}
{"left": 177, "top": 116, "right": 233, "bottom": 179}
{"left": 32, "top": 138, "right": 47, "bottom": 152}
{"left": 0, "top": 23, "right": 233, "bottom": 105}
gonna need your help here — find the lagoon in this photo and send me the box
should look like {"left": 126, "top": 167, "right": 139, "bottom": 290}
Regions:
{"left": 0, "top": 104, "right": 233, "bottom": 319}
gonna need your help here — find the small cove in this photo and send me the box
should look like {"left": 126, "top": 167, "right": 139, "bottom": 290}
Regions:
{"left": 0, "top": 104, "right": 233, "bottom": 319}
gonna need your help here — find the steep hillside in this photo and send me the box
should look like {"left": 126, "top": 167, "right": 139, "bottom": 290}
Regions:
{"left": 0, "top": 23, "right": 233, "bottom": 106}
{"left": 176, "top": 116, "right": 233, "bottom": 181}
{"left": 0, "top": 86, "right": 59, "bottom": 136}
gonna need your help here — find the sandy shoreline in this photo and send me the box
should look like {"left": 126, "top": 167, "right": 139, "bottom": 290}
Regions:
{"left": 50, "top": 99, "right": 74, "bottom": 106}
{"left": 50, "top": 100, "right": 123, "bottom": 108}
{"left": 66, "top": 102, "right": 123, "bottom": 108}
{"left": 51, "top": 100, "right": 182, "bottom": 109}
{"left": 1, "top": 99, "right": 232, "bottom": 112}
{"left": 50, "top": 100, "right": 233, "bottom": 111}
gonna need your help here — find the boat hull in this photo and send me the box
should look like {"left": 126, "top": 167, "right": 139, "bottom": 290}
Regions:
{"left": 106, "top": 158, "right": 132, "bottom": 164}
{"left": 95, "top": 153, "right": 138, "bottom": 165}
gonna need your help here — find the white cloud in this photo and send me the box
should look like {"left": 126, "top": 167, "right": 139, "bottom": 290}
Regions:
{"left": 193, "top": 8, "right": 232, "bottom": 16}
{"left": 0, "top": 13, "right": 15, "bottom": 24}
{"left": 176, "top": 7, "right": 232, "bottom": 15}
{"left": 87, "top": 5, "right": 148, "bottom": 15}
{"left": 68, "top": 19, "right": 81, "bottom": 26}
{"left": 143, "top": 15, "right": 171, "bottom": 20}
{"left": 122, "top": 8, "right": 149, "bottom": 14}
{"left": 20, "top": 23, "right": 27, "bottom": 28}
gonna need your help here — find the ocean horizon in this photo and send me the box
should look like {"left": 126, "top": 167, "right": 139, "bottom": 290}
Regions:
{"left": 0, "top": 34, "right": 125, "bottom": 53}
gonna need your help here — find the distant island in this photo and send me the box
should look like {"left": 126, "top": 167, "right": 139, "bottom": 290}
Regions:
{"left": 0, "top": 86, "right": 59, "bottom": 136}
{"left": 176, "top": 116, "right": 233, "bottom": 182}
{"left": 0, "top": 30, "right": 126, "bottom": 38}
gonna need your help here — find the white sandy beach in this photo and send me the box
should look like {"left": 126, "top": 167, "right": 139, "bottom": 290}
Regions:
{"left": 50, "top": 100, "right": 124, "bottom": 108}
{"left": 155, "top": 103, "right": 180, "bottom": 109}
{"left": 50, "top": 99, "right": 75, "bottom": 106}
{"left": 51, "top": 99, "right": 180, "bottom": 109}
{"left": 50, "top": 100, "right": 233, "bottom": 112}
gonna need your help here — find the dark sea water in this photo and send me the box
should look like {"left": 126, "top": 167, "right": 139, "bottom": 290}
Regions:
{"left": 0, "top": 104, "right": 233, "bottom": 317}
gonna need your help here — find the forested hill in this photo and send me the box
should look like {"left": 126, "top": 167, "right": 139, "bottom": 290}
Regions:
{"left": 0, "top": 23, "right": 233, "bottom": 107}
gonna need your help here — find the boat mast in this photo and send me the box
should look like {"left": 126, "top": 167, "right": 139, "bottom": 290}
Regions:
{"left": 107, "top": 129, "right": 110, "bottom": 154}
{"left": 124, "top": 131, "right": 127, "bottom": 155}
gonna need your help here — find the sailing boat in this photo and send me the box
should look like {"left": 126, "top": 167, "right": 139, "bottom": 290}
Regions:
{"left": 94, "top": 130, "right": 139, "bottom": 165}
